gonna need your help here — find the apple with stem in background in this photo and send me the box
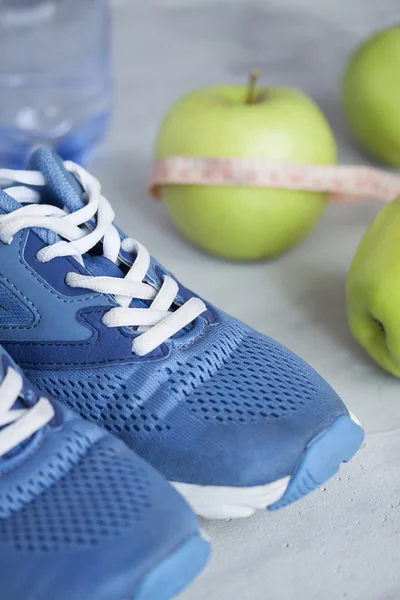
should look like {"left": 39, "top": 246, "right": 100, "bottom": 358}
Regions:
{"left": 347, "top": 196, "right": 400, "bottom": 378}
{"left": 341, "top": 25, "right": 400, "bottom": 166}
{"left": 154, "top": 69, "right": 336, "bottom": 260}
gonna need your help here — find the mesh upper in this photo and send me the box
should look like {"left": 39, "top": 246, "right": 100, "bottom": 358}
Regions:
{"left": 0, "top": 439, "right": 153, "bottom": 552}
{"left": 27, "top": 323, "right": 324, "bottom": 436}
{"left": 182, "top": 331, "right": 314, "bottom": 424}
{"left": 23, "top": 318, "right": 348, "bottom": 488}
{"left": 0, "top": 429, "right": 96, "bottom": 519}
{"left": 35, "top": 371, "right": 172, "bottom": 436}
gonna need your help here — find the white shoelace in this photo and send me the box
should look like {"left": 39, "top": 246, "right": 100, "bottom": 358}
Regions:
{"left": 0, "top": 162, "right": 207, "bottom": 356}
{"left": 0, "top": 367, "right": 54, "bottom": 458}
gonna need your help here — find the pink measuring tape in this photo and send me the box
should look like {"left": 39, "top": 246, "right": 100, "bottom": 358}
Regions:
{"left": 150, "top": 157, "right": 400, "bottom": 204}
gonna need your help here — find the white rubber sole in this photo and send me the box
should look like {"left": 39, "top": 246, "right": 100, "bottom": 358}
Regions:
{"left": 172, "top": 477, "right": 290, "bottom": 519}
{"left": 171, "top": 412, "right": 364, "bottom": 520}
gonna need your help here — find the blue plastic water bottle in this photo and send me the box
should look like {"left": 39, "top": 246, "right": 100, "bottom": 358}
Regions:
{"left": 0, "top": 0, "right": 112, "bottom": 167}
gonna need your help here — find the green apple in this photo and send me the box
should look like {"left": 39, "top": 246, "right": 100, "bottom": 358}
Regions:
{"left": 155, "top": 79, "right": 336, "bottom": 260}
{"left": 347, "top": 196, "right": 400, "bottom": 377}
{"left": 341, "top": 25, "right": 400, "bottom": 166}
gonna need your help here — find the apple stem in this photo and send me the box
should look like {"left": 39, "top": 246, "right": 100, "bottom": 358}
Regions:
{"left": 245, "top": 68, "right": 261, "bottom": 104}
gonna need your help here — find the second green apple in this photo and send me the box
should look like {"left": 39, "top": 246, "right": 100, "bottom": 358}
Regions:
{"left": 155, "top": 81, "right": 336, "bottom": 260}
{"left": 347, "top": 196, "right": 400, "bottom": 377}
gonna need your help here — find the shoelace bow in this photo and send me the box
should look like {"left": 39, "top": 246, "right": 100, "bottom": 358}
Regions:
{"left": 0, "top": 162, "right": 207, "bottom": 356}
{"left": 0, "top": 367, "right": 54, "bottom": 458}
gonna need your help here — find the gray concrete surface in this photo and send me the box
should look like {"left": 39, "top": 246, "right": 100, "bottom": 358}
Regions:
{"left": 95, "top": 1, "right": 400, "bottom": 598}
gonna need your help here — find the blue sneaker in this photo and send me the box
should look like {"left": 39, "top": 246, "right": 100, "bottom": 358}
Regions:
{"left": 0, "top": 346, "right": 210, "bottom": 600}
{"left": 0, "top": 149, "right": 364, "bottom": 519}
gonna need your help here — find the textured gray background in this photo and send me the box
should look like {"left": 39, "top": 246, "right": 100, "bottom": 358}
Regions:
{"left": 97, "top": 2, "right": 400, "bottom": 598}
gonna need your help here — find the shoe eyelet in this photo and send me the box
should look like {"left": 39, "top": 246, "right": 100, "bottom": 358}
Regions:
{"left": 25, "top": 390, "right": 34, "bottom": 404}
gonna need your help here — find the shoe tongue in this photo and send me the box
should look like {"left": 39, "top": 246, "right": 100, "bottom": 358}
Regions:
{"left": 28, "top": 149, "right": 139, "bottom": 287}
{"left": 0, "top": 148, "right": 85, "bottom": 217}
{"left": 28, "top": 147, "right": 85, "bottom": 213}
{"left": 27, "top": 149, "right": 155, "bottom": 307}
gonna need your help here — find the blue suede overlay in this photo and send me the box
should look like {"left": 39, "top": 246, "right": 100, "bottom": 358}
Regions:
{"left": 2, "top": 307, "right": 168, "bottom": 368}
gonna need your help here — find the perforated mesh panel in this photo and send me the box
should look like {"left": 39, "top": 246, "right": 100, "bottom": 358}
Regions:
{"left": 182, "top": 332, "right": 317, "bottom": 424}
{"left": 36, "top": 371, "right": 172, "bottom": 436}
{"left": 0, "top": 442, "right": 153, "bottom": 552}
{"left": 26, "top": 325, "right": 319, "bottom": 441}
{"left": 0, "top": 429, "right": 94, "bottom": 519}
{"left": 25, "top": 319, "right": 247, "bottom": 437}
